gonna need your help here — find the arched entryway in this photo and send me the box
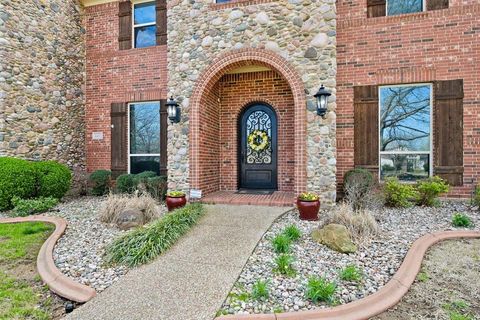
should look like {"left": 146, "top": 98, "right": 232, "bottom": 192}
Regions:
{"left": 239, "top": 103, "right": 278, "bottom": 190}
{"left": 189, "top": 48, "right": 307, "bottom": 196}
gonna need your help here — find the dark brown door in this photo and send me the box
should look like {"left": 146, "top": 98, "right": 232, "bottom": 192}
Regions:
{"left": 239, "top": 103, "right": 278, "bottom": 190}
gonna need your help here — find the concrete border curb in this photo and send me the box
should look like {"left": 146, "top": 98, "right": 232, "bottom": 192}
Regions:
{"left": 0, "top": 215, "right": 97, "bottom": 303}
{"left": 217, "top": 230, "right": 480, "bottom": 320}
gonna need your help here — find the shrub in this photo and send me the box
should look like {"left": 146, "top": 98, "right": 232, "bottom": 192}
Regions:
{"left": 384, "top": 177, "right": 418, "bottom": 208}
{"left": 283, "top": 225, "right": 302, "bottom": 241}
{"left": 34, "top": 161, "right": 72, "bottom": 199}
{"left": 416, "top": 176, "right": 449, "bottom": 207}
{"left": 105, "top": 203, "right": 204, "bottom": 267}
{"left": 271, "top": 234, "right": 291, "bottom": 254}
{"left": 0, "top": 157, "right": 37, "bottom": 210}
{"left": 89, "top": 170, "right": 112, "bottom": 196}
{"left": 116, "top": 174, "right": 137, "bottom": 194}
{"left": 339, "top": 264, "right": 363, "bottom": 282}
{"left": 298, "top": 192, "right": 319, "bottom": 201}
{"left": 251, "top": 279, "right": 269, "bottom": 301}
{"left": 451, "top": 213, "right": 473, "bottom": 228}
{"left": 273, "top": 254, "right": 296, "bottom": 277}
{"left": 99, "top": 192, "right": 161, "bottom": 225}
{"left": 144, "top": 176, "right": 168, "bottom": 201}
{"left": 305, "top": 276, "right": 337, "bottom": 304}
{"left": 133, "top": 171, "right": 157, "bottom": 184}
{"left": 325, "top": 203, "right": 378, "bottom": 246}
{"left": 344, "top": 169, "right": 375, "bottom": 210}
{"left": 11, "top": 196, "right": 59, "bottom": 217}
{"left": 472, "top": 185, "right": 480, "bottom": 208}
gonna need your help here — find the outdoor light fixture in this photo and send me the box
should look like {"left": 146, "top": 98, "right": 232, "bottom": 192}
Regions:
{"left": 166, "top": 96, "right": 180, "bottom": 123}
{"left": 314, "top": 84, "right": 331, "bottom": 119}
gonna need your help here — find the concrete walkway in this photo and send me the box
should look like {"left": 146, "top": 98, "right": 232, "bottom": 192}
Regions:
{"left": 66, "top": 204, "right": 288, "bottom": 320}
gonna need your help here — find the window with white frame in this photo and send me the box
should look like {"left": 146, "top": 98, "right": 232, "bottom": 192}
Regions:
{"left": 379, "top": 84, "right": 432, "bottom": 181}
{"left": 129, "top": 101, "right": 161, "bottom": 174}
{"left": 386, "top": 0, "right": 424, "bottom": 16}
{"left": 133, "top": 1, "right": 156, "bottom": 48}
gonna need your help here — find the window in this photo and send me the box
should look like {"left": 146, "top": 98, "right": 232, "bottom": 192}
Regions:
{"left": 133, "top": 1, "right": 156, "bottom": 48}
{"left": 386, "top": 0, "right": 424, "bottom": 16}
{"left": 379, "top": 84, "right": 432, "bottom": 181}
{"left": 128, "top": 101, "right": 161, "bottom": 174}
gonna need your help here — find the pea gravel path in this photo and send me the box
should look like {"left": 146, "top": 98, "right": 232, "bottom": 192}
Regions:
{"left": 65, "top": 204, "right": 288, "bottom": 320}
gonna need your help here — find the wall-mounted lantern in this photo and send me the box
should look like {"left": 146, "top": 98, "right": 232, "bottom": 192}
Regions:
{"left": 166, "top": 96, "right": 180, "bottom": 123}
{"left": 314, "top": 85, "right": 331, "bottom": 119}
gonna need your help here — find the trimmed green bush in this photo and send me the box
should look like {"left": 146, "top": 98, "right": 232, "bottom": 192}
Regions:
{"left": 34, "top": 161, "right": 71, "bottom": 199}
{"left": 416, "top": 176, "right": 449, "bottom": 207}
{"left": 89, "top": 170, "right": 112, "bottom": 196}
{"left": 105, "top": 203, "right": 204, "bottom": 267}
{"left": 145, "top": 176, "right": 168, "bottom": 200}
{"left": 134, "top": 171, "right": 157, "bottom": 184}
{"left": 11, "top": 196, "right": 59, "bottom": 217}
{"left": 0, "top": 158, "right": 37, "bottom": 210}
{"left": 384, "top": 177, "right": 418, "bottom": 208}
{"left": 116, "top": 174, "right": 137, "bottom": 194}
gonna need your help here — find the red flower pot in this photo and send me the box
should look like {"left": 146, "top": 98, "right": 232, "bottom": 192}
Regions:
{"left": 166, "top": 195, "right": 187, "bottom": 211}
{"left": 297, "top": 198, "right": 320, "bottom": 221}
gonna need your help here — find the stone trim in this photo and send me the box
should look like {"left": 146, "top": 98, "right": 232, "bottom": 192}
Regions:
{"left": 217, "top": 230, "right": 480, "bottom": 320}
{"left": 189, "top": 48, "right": 307, "bottom": 195}
{"left": 0, "top": 216, "right": 97, "bottom": 303}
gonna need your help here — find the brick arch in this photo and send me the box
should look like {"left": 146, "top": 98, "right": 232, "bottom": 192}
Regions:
{"left": 189, "top": 48, "right": 307, "bottom": 194}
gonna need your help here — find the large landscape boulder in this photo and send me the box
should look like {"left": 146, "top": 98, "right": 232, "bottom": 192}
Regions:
{"left": 312, "top": 224, "right": 357, "bottom": 253}
{"left": 115, "top": 208, "right": 145, "bottom": 230}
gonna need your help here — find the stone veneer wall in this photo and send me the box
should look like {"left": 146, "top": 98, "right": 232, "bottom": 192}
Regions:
{"left": 167, "top": 0, "right": 337, "bottom": 204}
{"left": 0, "top": 0, "right": 86, "bottom": 174}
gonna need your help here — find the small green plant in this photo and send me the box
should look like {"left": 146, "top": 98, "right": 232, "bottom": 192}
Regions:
{"left": 105, "top": 203, "right": 204, "bottom": 267}
{"left": 443, "top": 300, "right": 474, "bottom": 320}
{"left": 338, "top": 264, "right": 363, "bottom": 282}
{"left": 305, "top": 276, "right": 337, "bottom": 304}
{"left": 283, "top": 224, "right": 302, "bottom": 241}
{"left": 384, "top": 177, "right": 418, "bottom": 208}
{"left": 451, "top": 213, "right": 473, "bottom": 228}
{"left": 298, "top": 192, "right": 319, "bottom": 201}
{"left": 89, "top": 170, "right": 112, "bottom": 196}
{"left": 273, "top": 306, "right": 284, "bottom": 313}
{"left": 167, "top": 190, "right": 186, "bottom": 197}
{"left": 11, "top": 196, "right": 59, "bottom": 217}
{"left": 251, "top": 279, "right": 269, "bottom": 301}
{"left": 272, "top": 234, "right": 291, "bottom": 254}
{"left": 416, "top": 176, "right": 449, "bottom": 206}
{"left": 416, "top": 270, "right": 429, "bottom": 282}
{"left": 134, "top": 171, "right": 157, "bottom": 184}
{"left": 273, "top": 254, "right": 296, "bottom": 277}
{"left": 228, "top": 291, "right": 250, "bottom": 302}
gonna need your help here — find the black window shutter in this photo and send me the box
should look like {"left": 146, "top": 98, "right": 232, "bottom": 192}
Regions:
{"left": 118, "top": 1, "right": 132, "bottom": 50}
{"left": 427, "top": 0, "right": 449, "bottom": 11}
{"left": 434, "top": 80, "right": 463, "bottom": 186}
{"left": 354, "top": 85, "right": 379, "bottom": 177}
{"left": 367, "top": 0, "right": 386, "bottom": 18}
{"left": 111, "top": 102, "right": 128, "bottom": 177}
{"left": 156, "top": 0, "right": 167, "bottom": 45}
{"left": 160, "top": 99, "right": 168, "bottom": 176}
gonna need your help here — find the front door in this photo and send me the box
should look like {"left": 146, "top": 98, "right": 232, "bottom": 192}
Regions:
{"left": 239, "top": 103, "right": 278, "bottom": 190}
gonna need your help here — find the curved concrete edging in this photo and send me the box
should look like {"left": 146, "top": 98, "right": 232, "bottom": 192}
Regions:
{"left": 218, "top": 230, "right": 480, "bottom": 320}
{"left": 0, "top": 215, "right": 97, "bottom": 303}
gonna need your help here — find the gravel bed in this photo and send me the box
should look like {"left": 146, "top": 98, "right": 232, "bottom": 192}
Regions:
{"left": 220, "top": 201, "right": 480, "bottom": 315}
{"left": 44, "top": 196, "right": 165, "bottom": 293}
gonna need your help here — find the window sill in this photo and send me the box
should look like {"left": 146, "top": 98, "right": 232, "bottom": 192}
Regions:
{"left": 209, "top": 0, "right": 276, "bottom": 10}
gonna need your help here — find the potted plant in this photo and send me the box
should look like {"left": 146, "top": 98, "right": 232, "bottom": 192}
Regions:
{"left": 166, "top": 190, "right": 187, "bottom": 211}
{"left": 297, "top": 192, "right": 320, "bottom": 221}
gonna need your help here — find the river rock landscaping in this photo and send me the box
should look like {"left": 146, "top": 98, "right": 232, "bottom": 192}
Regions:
{"left": 219, "top": 201, "right": 480, "bottom": 315}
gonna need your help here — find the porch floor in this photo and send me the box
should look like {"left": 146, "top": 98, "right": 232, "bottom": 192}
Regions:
{"left": 201, "top": 191, "right": 295, "bottom": 207}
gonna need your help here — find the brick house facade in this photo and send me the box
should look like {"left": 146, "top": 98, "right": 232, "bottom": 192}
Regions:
{"left": 79, "top": 0, "right": 479, "bottom": 203}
